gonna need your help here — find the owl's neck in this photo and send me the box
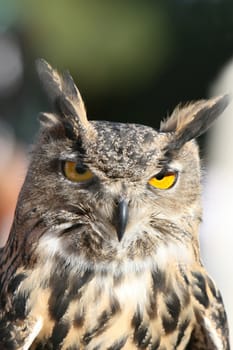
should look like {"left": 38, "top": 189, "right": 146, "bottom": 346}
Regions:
{"left": 34, "top": 229, "right": 198, "bottom": 279}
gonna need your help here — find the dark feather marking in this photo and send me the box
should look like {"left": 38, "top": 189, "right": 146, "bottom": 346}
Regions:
{"left": 206, "top": 275, "right": 218, "bottom": 299}
{"left": 0, "top": 219, "right": 44, "bottom": 295}
{"left": 134, "top": 326, "right": 151, "bottom": 348}
{"left": 131, "top": 308, "right": 142, "bottom": 330}
{"left": 147, "top": 292, "right": 157, "bottom": 319}
{"left": 162, "top": 313, "right": 178, "bottom": 334}
{"left": 73, "top": 136, "right": 86, "bottom": 155}
{"left": 10, "top": 290, "right": 30, "bottom": 320}
{"left": 210, "top": 295, "right": 228, "bottom": 332}
{"left": 82, "top": 310, "right": 113, "bottom": 345}
{"left": 165, "top": 292, "right": 181, "bottom": 325}
{"left": 151, "top": 269, "right": 166, "bottom": 291}
{"left": 193, "top": 291, "right": 209, "bottom": 308}
{"left": 179, "top": 265, "right": 190, "bottom": 286}
{"left": 33, "top": 343, "right": 44, "bottom": 350}
{"left": 34, "top": 343, "right": 50, "bottom": 350}
{"left": 133, "top": 324, "right": 150, "bottom": 349}
{"left": 49, "top": 292, "right": 70, "bottom": 322}
{"left": 182, "top": 289, "right": 190, "bottom": 308}
{"left": 175, "top": 318, "right": 190, "bottom": 347}
{"left": 55, "top": 95, "right": 76, "bottom": 119}
{"left": 162, "top": 292, "right": 182, "bottom": 334}
{"left": 23, "top": 219, "right": 46, "bottom": 265}
{"left": 107, "top": 337, "right": 127, "bottom": 350}
{"left": 192, "top": 271, "right": 209, "bottom": 308}
{"left": 62, "top": 120, "right": 76, "bottom": 141}
{"left": 0, "top": 319, "right": 19, "bottom": 349}
{"left": 186, "top": 320, "right": 210, "bottom": 349}
{"left": 191, "top": 302, "right": 230, "bottom": 349}
{"left": 110, "top": 295, "right": 121, "bottom": 314}
{"left": 131, "top": 308, "right": 151, "bottom": 348}
{"left": 150, "top": 338, "right": 160, "bottom": 350}
{"left": 60, "top": 223, "right": 84, "bottom": 236}
{"left": 73, "top": 310, "right": 85, "bottom": 328}
{"left": 34, "top": 342, "right": 55, "bottom": 350}
{"left": 69, "top": 269, "right": 94, "bottom": 298}
{"left": 0, "top": 292, "right": 7, "bottom": 310}
{"left": 7, "top": 273, "right": 27, "bottom": 294}
{"left": 0, "top": 339, "right": 17, "bottom": 350}
{"left": 48, "top": 271, "right": 69, "bottom": 321}
{"left": 53, "top": 98, "right": 77, "bottom": 141}
{"left": 55, "top": 94, "right": 88, "bottom": 138}
{"left": 0, "top": 249, "right": 22, "bottom": 291}
{"left": 50, "top": 320, "right": 70, "bottom": 349}
{"left": 49, "top": 269, "right": 94, "bottom": 321}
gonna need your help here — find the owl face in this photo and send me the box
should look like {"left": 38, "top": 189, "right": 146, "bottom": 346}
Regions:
{"left": 15, "top": 60, "right": 229, "bottom": 272}
{"left": 20, "top": 121, "right": 199, "bottom": 267}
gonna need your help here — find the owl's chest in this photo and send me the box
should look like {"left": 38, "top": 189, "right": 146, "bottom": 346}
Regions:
{"left": 24, "top": 265, "right": 195, "bottom": 350}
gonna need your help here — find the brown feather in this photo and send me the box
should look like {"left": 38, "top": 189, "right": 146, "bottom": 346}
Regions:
{"left": 160, "top": 94, "right": 230, "bottom": 151}
{"left": 36, "top": 58, "right": 96, "bottom": 141}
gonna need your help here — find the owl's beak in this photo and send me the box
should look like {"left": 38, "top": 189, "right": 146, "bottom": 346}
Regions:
{"left": 116, "top": 199, "right": 129, "bottom": 241}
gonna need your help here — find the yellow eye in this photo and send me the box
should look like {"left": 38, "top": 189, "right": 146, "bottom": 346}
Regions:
{"left": 148, "top": 171, "right": 177, "bottom": 190}
{"left": 63, "top": 161, "right": 94, "bottom": 183}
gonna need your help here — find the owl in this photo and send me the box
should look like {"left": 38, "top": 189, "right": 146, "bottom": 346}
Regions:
{"left": 0, "top": 59, "right": 230, "bottom": 350}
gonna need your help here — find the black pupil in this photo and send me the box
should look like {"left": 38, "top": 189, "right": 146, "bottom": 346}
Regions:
{"left": 155, "top": 170, "right": 166, "bottom": 180}
{"left": 75, "top": 164, "right": 87, "bottom": 174}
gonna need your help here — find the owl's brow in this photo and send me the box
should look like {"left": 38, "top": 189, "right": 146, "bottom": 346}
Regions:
{"left": 157, "top": 152, "right": 172, "bottom": 168}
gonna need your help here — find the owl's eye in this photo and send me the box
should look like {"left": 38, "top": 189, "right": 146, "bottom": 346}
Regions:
{"left": 63, "top": 161, "right": 94, "bottom": 183}
{"left": 148, "top": 170, "right": 177, "bottom": 190}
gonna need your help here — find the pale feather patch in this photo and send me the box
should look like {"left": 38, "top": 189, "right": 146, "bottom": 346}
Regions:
{"left": 37, "top": 234, "right": 62, "bottom": 259}
{"left": 36, "top": 231, "right": 193, "bottom": 277}
{"left": 21, "top": 316, "right": 43, "bottom": 350}
{"left": 204, "top": 316, "right": 224, "bottom": 350}
{"left": 38, "top": 112, "right": 60, "bottom": 128}
{"left": 36, "top": 223, "right": 73, "bottom": 260}
{"left": 114, "top": 274, "right": 149, "bottom": 310}
{"left": 155, "top": 241, "right": 194, "bottom": 269}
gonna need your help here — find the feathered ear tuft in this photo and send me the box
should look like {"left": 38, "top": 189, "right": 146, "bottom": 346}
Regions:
{"left": 36, "top": 58, "right": 96, "bottom": 141}
{"left": 160, "top": 94, "right": 230, "bottom": 151}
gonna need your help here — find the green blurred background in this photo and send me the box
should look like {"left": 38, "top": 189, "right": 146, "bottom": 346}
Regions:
{"left": 0, "top": 1, "right": 233, "bottom": 342}
{"left": 1, "top": 0, "right": 233, "bottom": 143}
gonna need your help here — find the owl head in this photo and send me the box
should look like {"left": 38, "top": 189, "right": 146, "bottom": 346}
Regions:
{"left": 14, "top": 60, "right": 229, "bottom": 270}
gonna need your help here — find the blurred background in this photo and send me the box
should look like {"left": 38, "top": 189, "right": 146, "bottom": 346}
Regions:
{"left": 0, "top": 0, "right": 232, "bottom": 344}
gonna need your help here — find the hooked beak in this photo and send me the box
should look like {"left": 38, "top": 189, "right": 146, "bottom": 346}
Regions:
{"left": 115, "top": 199, "right": 129, "bottom": 241}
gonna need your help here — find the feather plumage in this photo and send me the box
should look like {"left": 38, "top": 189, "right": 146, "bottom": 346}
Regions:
{"left": 0, "top": 60, "right": 230, "bottom": 349}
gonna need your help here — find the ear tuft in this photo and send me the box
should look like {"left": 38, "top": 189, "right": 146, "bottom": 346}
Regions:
{"left": 36, "top": 58, "right": 96, "bottom": 142}
{"left": 160, "top": 94, "right": 230, "bottom": 151}
{"left": 36, "top": 59, "right": 63, "bottom": 102}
